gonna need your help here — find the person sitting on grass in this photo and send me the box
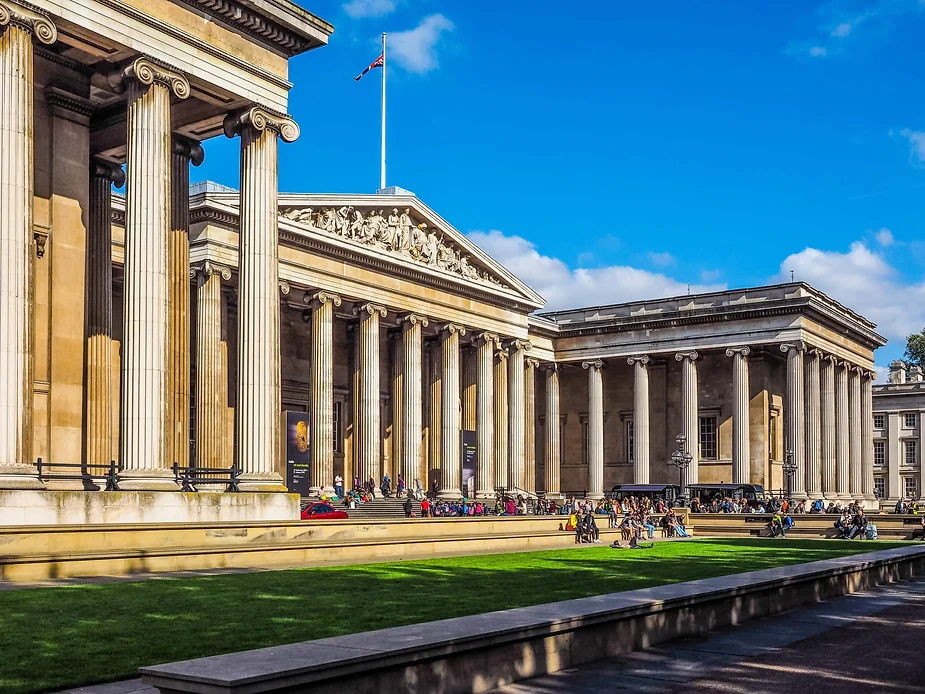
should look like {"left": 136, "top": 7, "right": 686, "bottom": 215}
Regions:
{"left": 610, "top": 536, "right": 654, "bottom": 549}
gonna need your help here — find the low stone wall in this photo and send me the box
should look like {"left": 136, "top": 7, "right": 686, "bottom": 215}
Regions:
{"left": 0, "top": 490, "right": 300, "bottom": 526}
{"left": 692, "top": 512, "right": 923, "bottom": 539}
{"left": 140, "top": 545, "right": 925, "bottom": 694}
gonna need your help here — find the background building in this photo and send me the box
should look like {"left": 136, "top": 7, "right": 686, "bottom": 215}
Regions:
{"left": 872, "top": 361, "right": 925, "bottom": 504}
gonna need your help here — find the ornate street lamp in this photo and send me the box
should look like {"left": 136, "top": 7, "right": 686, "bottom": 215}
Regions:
{"left": 670, "top": 433, "right": 693, "bottom": 507}
{"left": 782, "top": 449, "right": 796, "bottom": 500}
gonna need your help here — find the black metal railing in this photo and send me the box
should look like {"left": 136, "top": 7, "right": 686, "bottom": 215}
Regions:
{"left": 171, "top": 463, "right": 240, "bottom": 493}
{"left": 36, "top": 458, "right": 121, "bottom": 491}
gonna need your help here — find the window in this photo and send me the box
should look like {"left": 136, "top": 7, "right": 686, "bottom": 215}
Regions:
{"left": 698, "top": 416, "right": 718, "bottom": 460}
{"left": 874, "top": 414, "right": 885, "bottom": 430}
{"left": 905, "top": 440, "right": 918, "bottom": 466}
{"left": 874, "top": 440, "right": 885, "bottom": 468}
{"left": 905, "top": 413, "right": 917, "bottom": 429}
{"left": 904, "top": 477, "right": 918, "bottom": 499}
{"left": 874, "top": 477, "right": 886, "bottom": 499}
{"left": 626, "top": 420, "right": 634, "bottom": 463}
{"left": 333, "top": 401, "right": 343, "bottom": 454}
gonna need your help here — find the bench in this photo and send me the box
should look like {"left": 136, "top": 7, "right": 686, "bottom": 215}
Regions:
{"left": 36, "top": 458, "right": 121, "bottom": 491}
{"left": 171, "top": 463, "right": 240, "bottom": 493}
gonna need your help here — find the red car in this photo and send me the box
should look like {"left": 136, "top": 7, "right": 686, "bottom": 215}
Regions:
{"left": 300, "top": 502, "right": 349, "bottom": 520}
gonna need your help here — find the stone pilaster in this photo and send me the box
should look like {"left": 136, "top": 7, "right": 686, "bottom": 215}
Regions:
{"left": 781, "top": 343, "right": 806, "bottom": 497}
{"left": 193, "top": 261, "right": 232, "bottom": 470}
{"left": 309, "top": 291, "right": 341, "bottom": 495}
{"left": 525, "top": 357, "right": 538, "bottom": 493}
{"left": 0, "top": 4, "right": 54, "bottom": 487}
{"left": 861, "top": 371, "right": 875, "bottom": 503}
{"left": 675, "top": 351, "right": 699, "bottom": 487}
{"left": 165, "top": 136, "right": 203, "bottom": 470}
{"left": 821, "top": 355, "right": 837, "bottom": 498}
{"left": 848, "top": 366, "right": 862, "bottom": 499}
{"left": 583, "top": 360, "right": 604, "bottom": 498}
{"left": 543, "top": 364, "right": 561, "bottom": 499}
{"left": 120, "top": 58, "right": 189, "bottom": 490}
{"left": 493, "top": 347, "right": 509, "bottom": 489}
{"left": 726, "top": 347, "right": 751, "bottom": 484}
{"left": 85, "top": 161, "right": 124, "bottom": 474}
{"left": 835, "top": 362, "right": 850, "bottom": 499}
{"left": 627, "top": 355, "right": 650, "bottom": 484}
{"left": 804, "top": 349, "right": 823, "bottom": 498}
{"left": 475, "top": 332, "right": 497, "bottom": 498}
{"left": 224, "top": 107, "right": 298, "bottom": 491}
{"left": 401, "top": 314, "right": 427, "bottom": 489}
{"left": 354, "top": 302, "right": 386, "bottom": 487}
{"left": 507, "top": 340, "right": 529, "bottom": 491}
{"left": 440, "top": 324, "right": 465, "bottom": 498}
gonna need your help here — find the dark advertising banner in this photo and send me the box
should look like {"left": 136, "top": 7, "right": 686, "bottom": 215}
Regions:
{"left": 461, "top": 429, "right": 477, "bottom": 499}
{"left": 285, "top": 411, "right": 311, "bottom": 496}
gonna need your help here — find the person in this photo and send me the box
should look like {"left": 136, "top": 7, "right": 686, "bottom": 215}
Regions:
{"left": 812, "top": 498, "right": 825, "bottom": 514}
{"left": 380, "top": 474, "right": 391, "bottom": 499}
{"left": 781, "top": 513, "right": 794, "bottom": 538}
{"left": 848, "top": 508, "right": 868, "bottom": 539}
{"left": 640, "top": 511, "right": 656, "bottom": 539}
{"left": 403, "top": 496, "right": 414, "bottom": 518}
{"left": 413, "top": 478, "right": 425, "bottom": 501}
{"left": 431, "top": 477, "right": 439, "bottom": 500}
{"left": 333, "top": 474, "right": 344, "bottom": 499}
{"left": 505, "top": 497, "right": 517, "bottom": 516}
{"left": 396, "top": 474, "right": 405, "bottom": 496}
{"left": 420, "top": 497, "right": 430, "bottom": 518}
{"left": 566, "top": 510, "right": 579, "bottom": 532}
{"left": 768, "top": 512, "right": 783, "bottom": 538}
{"left": 669, "top": 510, "right": 690, "bottom": 538}
{"left": 895, "top": 498, "right": 907, "bottom": 514}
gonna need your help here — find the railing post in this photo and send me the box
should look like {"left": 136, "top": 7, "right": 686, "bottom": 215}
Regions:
{"left": 36, "top": 457, "right": 43, "bottom": 481}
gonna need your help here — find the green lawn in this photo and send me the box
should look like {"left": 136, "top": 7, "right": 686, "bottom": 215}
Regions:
{"left": 0, "top": 538, "right": 912, "bottom": 694}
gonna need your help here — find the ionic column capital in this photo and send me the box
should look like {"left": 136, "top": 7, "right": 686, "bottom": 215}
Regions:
{"left": 307, "top": 290, "right": 342, "bottom": 308}
{"left": 780, "top": 341, "right": 805, "bottom": 355}
{"left": 190, "top": 260, "right": 232, "bottom": 283}
{"left": 172, "top": 135, "right": 205, "bottom": 167}
{"left": 496, "top": 348, "right": 509, "bottom": 362}
{"left": 475, "top": 331, "right": 499, "bottom": 348}
{"left": 509, "top": 339, "right": 531, "bottom": 353}
{"left": 116, "top": 57, "right": 190, "bottom": 99}
{"left": 675, "top": 350, "right": 699, "bottom": 362}
{"left": 525, "top": 357, "right": 540, "bottom": 369}
{"left": 91, "top": 159, "right": 126, "bottom": 187}
{"left": 441, "top": 322, "right": 467, "bottom": 337}
{"left": 278, "top": 279, "right": 291, "bottom": 296}
{"left": 541, "top": 362, "right": 560, "bottom": 373}
{"left": 582, "top": 359, "right": 603, "bottom": 371}
{"left": 354, "top": 302, "right": 387, "bottom": 318}
{"left": 627, "top": 354, "right": 649, "bottom": 366}
{"left": 725, "top": 346, "right": 751, "bottom": 358}
{"left": 223, "top": 105, "right": 300, "bottom": 143}
{"left": 0, "top": 1, "right": 56, "bottom": 44}
{"left": 401, "top": 313, "right": 429, "bottom": 328}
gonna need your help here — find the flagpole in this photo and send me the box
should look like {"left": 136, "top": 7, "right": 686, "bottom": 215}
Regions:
{"left": 380, "top": 32, "right": 387, "bottom": 190}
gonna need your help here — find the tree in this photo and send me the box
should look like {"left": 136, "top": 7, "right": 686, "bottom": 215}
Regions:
{"left": 905, "top": 328, "right": 925, "bottom": 368}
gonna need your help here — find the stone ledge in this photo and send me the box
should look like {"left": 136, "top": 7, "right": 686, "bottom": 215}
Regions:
{"left": 139, "top": 545, "right": 925, "bottom": 694}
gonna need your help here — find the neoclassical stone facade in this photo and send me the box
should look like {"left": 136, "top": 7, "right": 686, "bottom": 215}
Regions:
{"left": 872, "top": 361, "right": 925, "bottom": 503}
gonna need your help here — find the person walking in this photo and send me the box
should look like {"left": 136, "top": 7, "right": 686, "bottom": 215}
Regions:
{"left": 333, "top": 474, "right": 344, "bottom": 499}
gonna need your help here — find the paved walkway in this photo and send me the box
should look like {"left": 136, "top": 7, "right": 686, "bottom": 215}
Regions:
{"left": 494, "top": 576, "right": 925, "bottom": 693}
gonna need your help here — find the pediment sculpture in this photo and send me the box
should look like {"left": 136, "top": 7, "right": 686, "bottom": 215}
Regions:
{"left": 281, "top": 205, "right": 507, "bottom": 288}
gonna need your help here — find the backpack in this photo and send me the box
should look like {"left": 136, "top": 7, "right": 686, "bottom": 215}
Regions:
{"left": 866, "top": 524, "right": 877, "bottom": 540}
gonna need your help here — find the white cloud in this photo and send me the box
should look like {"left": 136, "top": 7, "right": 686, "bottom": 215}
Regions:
{"left": 701, "top": 269, "right": 723, "bottom": 282}
{"left": 776, "top": 241, "right": 925, "bottom": 343}
{"left": 876, "top": 228, "right": 894, "bottom": 246}
{"left": 468, "top": 230, "right": 725, "bottom": 312}
{"left": 831, "top": 22, "right": 853, "bottom": 37}
{"left": 647, "top": 251, "right": 676, "bottom": 266}
{"left": 343, "top": 0, "right": 396, "bottom": 19}
{"left": 899, "top": 128, "right": 925, "bottom": 166}
{"left": 389, "top": 14, "right": 454, "bottom": 74}
{"left": 809, "top": 45, "right": 828, "bottom": 57}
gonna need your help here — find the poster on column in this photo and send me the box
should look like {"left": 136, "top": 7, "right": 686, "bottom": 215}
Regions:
{"left": 285, "top": 411, "right": 311, "bottom": 496}
{"left": 461, "top": 430, "right": 477, "bottom": 498}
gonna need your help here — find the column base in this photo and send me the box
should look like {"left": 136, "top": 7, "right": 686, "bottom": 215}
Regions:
{"left": 238, "top": 472, "right": 288, "bottom": 493}
{"left": 587, "top": 492, "right": 605, "bottom": 500}
{"left": 476, "top": 488, "right": 497, "bottom": 500}
{"left": 438, "top": 488, "right": 462, "bottom": 500}
{"left": 118, "top": 469, "right": 180, "bottom": 492}
{"left": 804, "top": 490, "right": 825, "bottom": 501}
{"left": 0, "top": 464, "right": 46, "bottom": 490}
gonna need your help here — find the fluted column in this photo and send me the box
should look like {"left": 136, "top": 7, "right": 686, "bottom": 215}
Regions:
{"left": 166, "top": 137, "right": 204, "bottom": 470}
{"left": 848, "top": 366, "right": 862, "bottom": 499}
{"left": 224, "top": 107, "right": 298, "bottom": 491}
{"left": 462, "top": 346, "right": 477, "bottom": 432}
{"left": 835, "top": 362, "right": 850, "bottom": 499}
{"left": 543, "top": 364, "right": 561, "bottom": 498}
{"left": 676, "top": 351, "right": 699, "bottom": 487}
{"left": 781, "top": 343, "right": 806, "bottom": 497}
{"left": 508, "top": 340, "right": 529, "bottom": 491}
{"left": 308, "top": 291, "right": 341, "bottom": 495}
{"left": 475, "top": 332, "right": 497, "bottom": 498}
{"left": 804, "top": 350, "right": 823, "bottom": 498}
{"left": 354, "top": 303, "right": 386, "bottom": 487}
{"left": 821, "top": 355, "right": 837, "bottom": 498}
{"left": 627, "top": 355, "right": 650, "bottom": 483}
{"left": 0, "top": 2, "right": 54, "bottom": 487}
{"left": 726, "top": 347, "right": 751, "bottom": 484}
{"left": 525, "top": 357, "right": 538, "bottom": 493}
{"left": 861, "top": 371, "right": 875, "bottom": 503}
{"left": 194, "top": 261, "right": 232, "bottom": 470}
{"left": 493, "top": 348, "right": 509, "bottom": 489}
{"left": 119, "top": 58, "right": 189, "bottom": 489}
{"left": 427, "top": 340, "right": 442, "bottom": 483}
{"left": 85, "top": 162, "right": 124, "bottom": 473}
{"left": 401, "top": 314, "right": 427, "bottom": 488}
{"left": 440, "top": 324, "right": 465, "bottom": 498}
{"left": 389, "top": 331, "right": 401, "bottom": 483}
{"left": 583, "top": 360, "right": 604, "bottom": 498}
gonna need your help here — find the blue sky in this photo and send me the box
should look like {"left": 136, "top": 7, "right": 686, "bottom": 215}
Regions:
{"left": 194, "top": 0, "right": 925, "bottom": 373}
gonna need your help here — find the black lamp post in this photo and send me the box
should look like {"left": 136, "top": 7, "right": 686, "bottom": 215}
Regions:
{"left": 782, "top": 449, "right": 796, "bottom": 500}
{"left": 670, "top": 433, "right": 693, "bottom": 507}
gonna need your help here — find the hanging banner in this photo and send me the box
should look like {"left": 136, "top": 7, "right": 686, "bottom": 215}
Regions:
{"left": 285, "top": 411, "right": 311, "bottom": 496}
{"left": 461, "top": 429, "right": 477, "bottom": 499}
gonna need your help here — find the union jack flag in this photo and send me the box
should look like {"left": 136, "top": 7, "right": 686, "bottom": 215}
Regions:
{"left": 354, "top": 54, "right": 384, "bottom": 81}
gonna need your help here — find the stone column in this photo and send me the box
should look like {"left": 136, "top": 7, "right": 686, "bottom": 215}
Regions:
{"left": 493, "top": 348, "right": 509, "bottom": 489}
{"left": 308, "top": 291, "right": 341, "bottom": 495}
{"left": 821, "top": 355, "right": 837, "bottom": 498}
{"left": 224, "top": 107, "right": 298, "bottom": 491}
{"left": 119, "top": 58, "right": 189, "bottom": 490}
{"left": 583, "top": 360, "right": 604, "bottom": 498}
{"left": 804, "top": 350, "right": 823, "bottom": 498}
{"left": 475, "top": 332, "right": 497, "bottom": 498}
{"left": 0, "top": 2, "right": 55, "bottom": 487}
{"left": 675, "top": 351, "right": 699, "bottom": 487}
{"left": 508, "top": 340, "right": 529, "bottom": 491}
{"left": 543, "top": 364, "right": 561, "bottom": 498}
{"left": 628, "top": 355, "right": 650, "bottom": 484}
{"left": 848, "top": 366, "right": 862, "bottom": 499}
{"left": 85, "top": 161, "right": 124, "bottom": 473}
{"left": 194, "top": 261, "right": 232, "bottom": 470}
{"left": 861, "top": 372, "right": 875, "bottom": 504}
{"left": 835, "top": 362, "right": 850, "bottom": 499}
{"left": 427, "top": 340, "right": 442, "bottom": 485}
{"left": 389, "top": 331, "right": 401, "bottom": 483}
{"left": 781, "top": 343, "right": 806, "bottom": 497}
{"left": 354, "top": 303, "right": 386, "bottom": 487}
{"left": 401, "top": 314, "right": 427, "bottom": 490}
{"left": 461, "top": 347, "right": 477, "bottom": 432}
{"left": 726, "top": 347, "right": 751, "bottom": 484}
{"left": 525, "top": 357, "right": 538, "bottom": 493}
{"left": 440, "top": 324, "right": 465, "bottom": 498}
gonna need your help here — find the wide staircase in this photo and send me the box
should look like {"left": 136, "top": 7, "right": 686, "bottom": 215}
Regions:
{"left": 342, "top": 497, "right": 421, "bottom": 519}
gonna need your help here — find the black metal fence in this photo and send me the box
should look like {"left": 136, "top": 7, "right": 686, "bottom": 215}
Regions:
{"left": 34, "top": 458, "right": 239, "bottom": 493}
